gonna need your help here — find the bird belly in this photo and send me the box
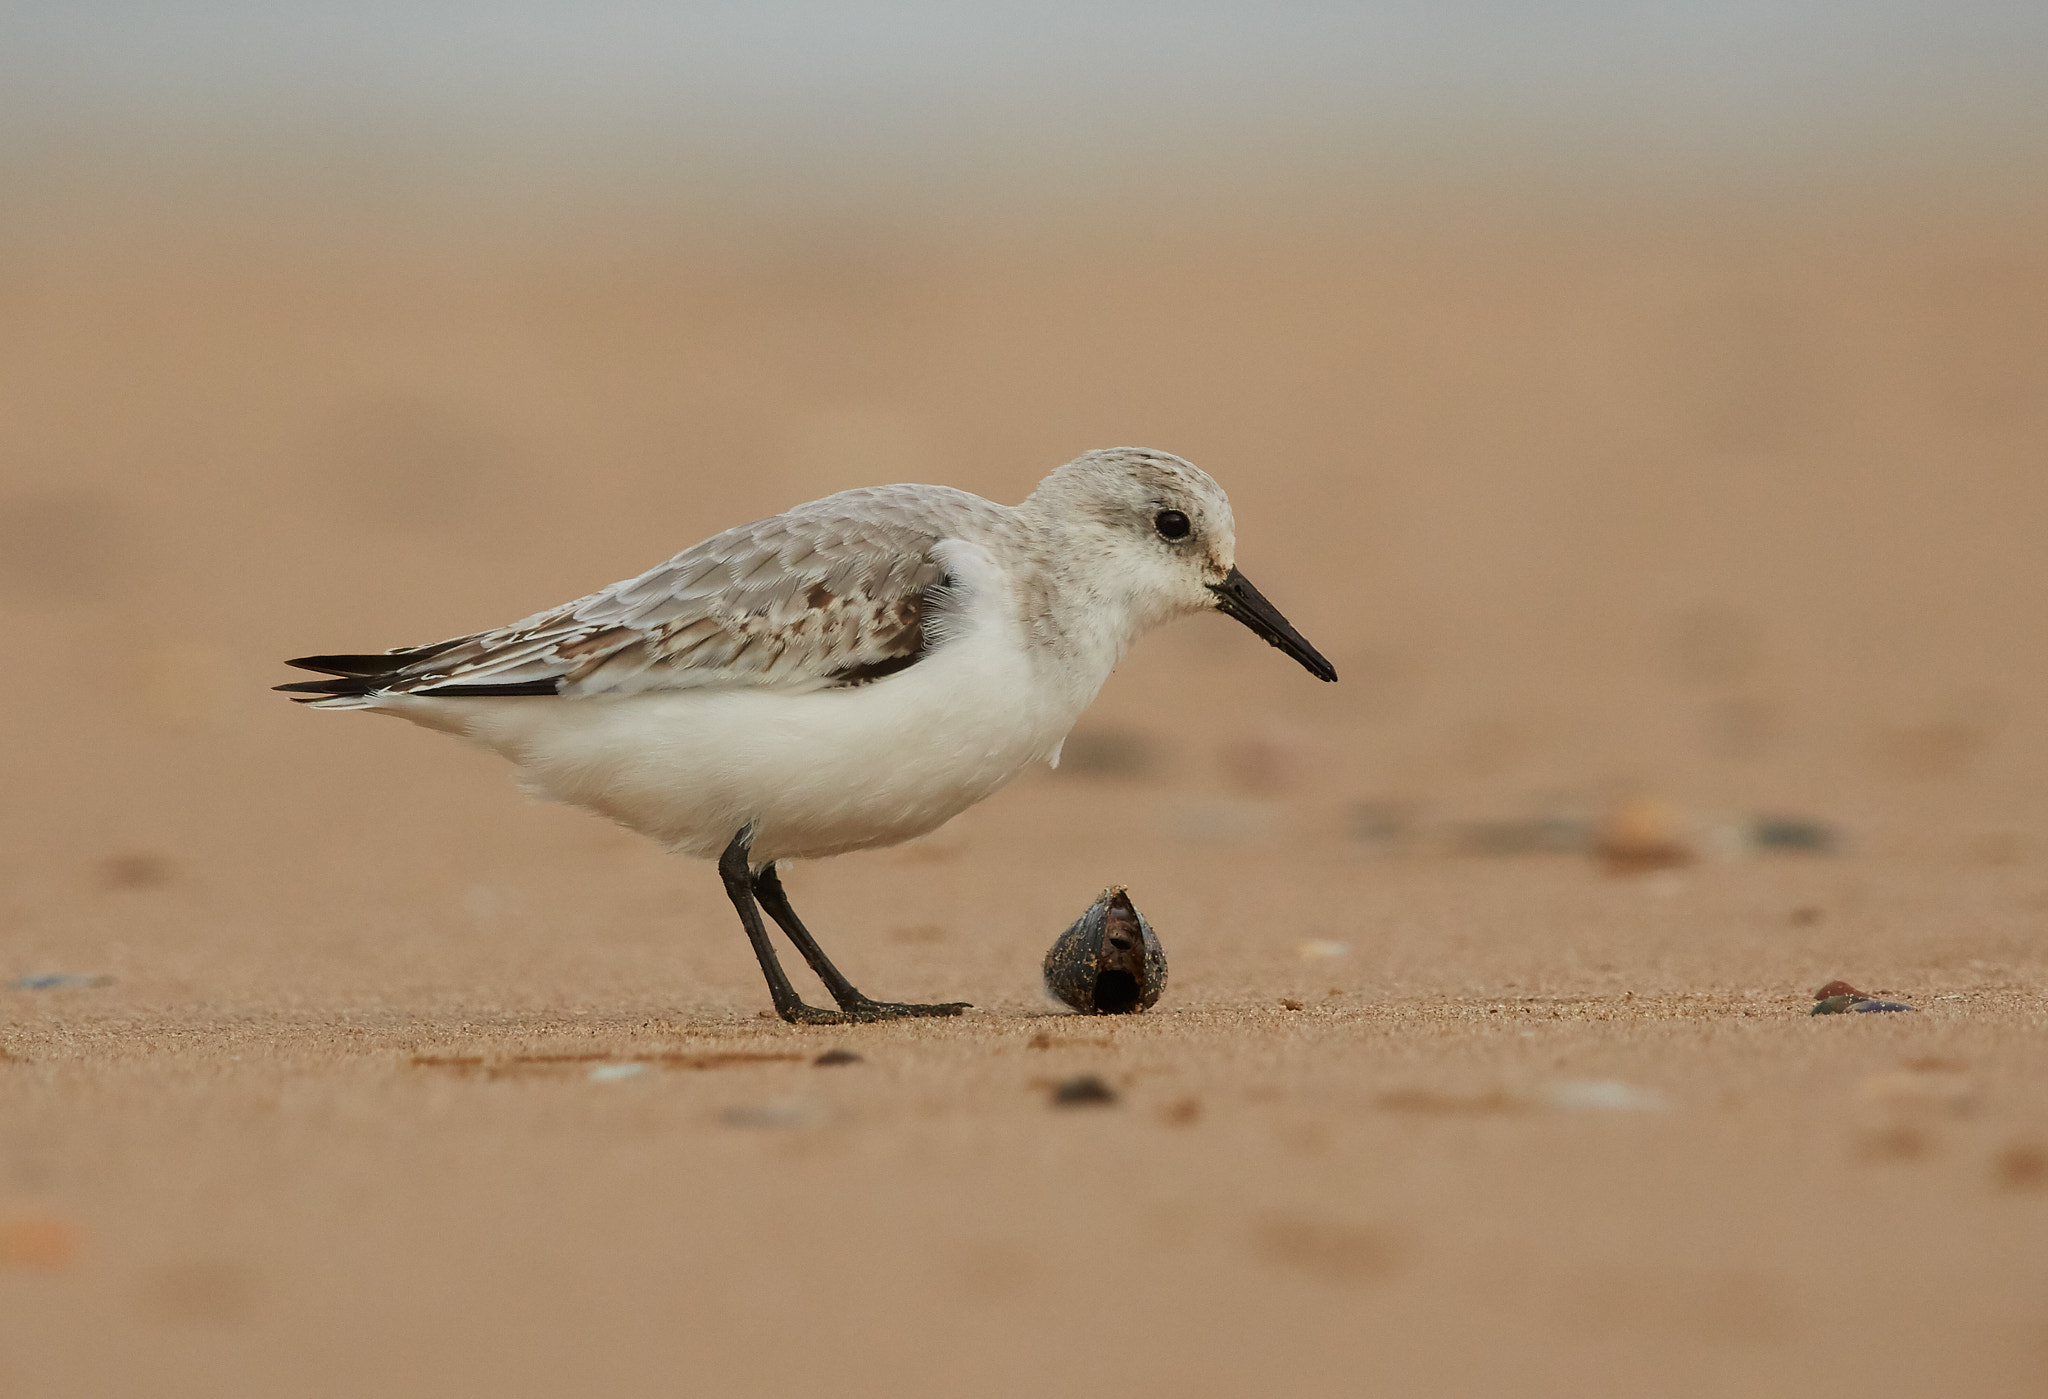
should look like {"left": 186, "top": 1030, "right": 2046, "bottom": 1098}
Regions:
{"left": 389, "top": 614, "right": 1085, "bottom": 863}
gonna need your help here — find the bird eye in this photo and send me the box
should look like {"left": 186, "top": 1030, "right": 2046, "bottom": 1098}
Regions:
{"left": 1154, "top": 509, "right": 1191, "bottom": 541}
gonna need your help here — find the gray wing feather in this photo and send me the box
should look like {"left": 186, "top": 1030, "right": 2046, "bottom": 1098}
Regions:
{"left": 362, "top": 485, "right": 1003, "bottom": 698}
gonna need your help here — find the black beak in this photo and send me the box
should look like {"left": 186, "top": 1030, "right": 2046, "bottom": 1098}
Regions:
{"left": 1208, "top": 567, "right": 1338, "bottom": 682}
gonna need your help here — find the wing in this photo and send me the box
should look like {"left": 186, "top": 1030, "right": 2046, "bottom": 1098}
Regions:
{"left": 278, "top": 485, "right": 1003, "bottom": 702}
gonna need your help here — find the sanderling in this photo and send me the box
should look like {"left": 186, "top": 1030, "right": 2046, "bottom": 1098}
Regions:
{"left": 280, "top": 447, "right": 1335, "bottom": 1023}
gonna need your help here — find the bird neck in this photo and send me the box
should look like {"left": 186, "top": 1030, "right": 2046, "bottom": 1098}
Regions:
{"left": 1008, "top": 504, "right": 1170, "bottom": 696}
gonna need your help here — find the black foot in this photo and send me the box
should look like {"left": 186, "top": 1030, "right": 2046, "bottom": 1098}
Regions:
{"left": 772, "top": 997, "right": 971, "bottom": 1025}
{"left": 838, "top": 997, "right": 972, "bottom": 1022}
{"left": 776, "top": 999, "right": 861, "bottom": 1026}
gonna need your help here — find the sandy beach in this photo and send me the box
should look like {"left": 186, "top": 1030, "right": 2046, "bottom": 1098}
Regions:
{"left": 2, "top": 184, "right": 2045, "bottom": 1396}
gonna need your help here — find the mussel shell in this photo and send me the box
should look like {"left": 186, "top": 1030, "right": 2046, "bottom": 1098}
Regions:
{"left": 1042, "top": 886, "right": 1167, "bottom": 1014}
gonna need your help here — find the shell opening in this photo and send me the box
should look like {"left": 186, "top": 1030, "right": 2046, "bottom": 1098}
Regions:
{"left": 1093, "top": 970, "right": 1143, "bottom": 1014}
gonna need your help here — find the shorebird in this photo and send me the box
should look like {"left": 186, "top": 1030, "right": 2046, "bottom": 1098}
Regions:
{"left": 280, "top": 447, "right": 1336, "bottom": 1023}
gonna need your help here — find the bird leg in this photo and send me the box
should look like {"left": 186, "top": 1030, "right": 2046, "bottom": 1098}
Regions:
{"left": 751, "top": 862, "right": 970, "bottom": 1021}
{"left": 716, "top": 825, "right": 846, "bottom": 1025}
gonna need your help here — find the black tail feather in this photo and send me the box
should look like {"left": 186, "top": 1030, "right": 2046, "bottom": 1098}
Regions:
{"left": 275, "top": 670, "right": 560, "bottom": 700}
{"left": 286, "top": 640, "right": 462, "bottom": 677}
{"left": 275, "top": 676, "right": 377, "bottom": 696}
{"left": 282, "top": 639, "right": 559, "bottom": 701}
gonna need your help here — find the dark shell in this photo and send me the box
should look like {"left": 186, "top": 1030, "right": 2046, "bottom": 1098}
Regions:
{"left": 1051, "top": 1074, "right": 1118, "bottom": 1106}
{"left": 1812, "top": 995, "right": 1917, "bottom": 1015}
{"left": 1042, "top": 886, "right": 1167, "bottom": 1015}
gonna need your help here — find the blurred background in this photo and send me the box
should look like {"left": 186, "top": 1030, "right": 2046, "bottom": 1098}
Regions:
{"left": 3, "top": 1, "right": 2046, "bottom": 871}
{"left": 4, "top": 7, "right": 2048, "bottom": 1394}
{"left": 1, "top": 0, "right": 2046, "bottom": 972}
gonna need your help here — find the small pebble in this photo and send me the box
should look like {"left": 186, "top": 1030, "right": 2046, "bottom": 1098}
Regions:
{"left": 1750, "top": 816, "right": 1836, "bottom": 853}
{"left": 813, "top": 1049, "right": 862, "bottom": 1067}
{"left": 1811, "top": 979, "right": 1916, "bottom": 1014}
{"left": 1593, "top": 798, "right": 1693, "bottom": 875}
{"left": 1050, "top": 1074, "right": 1117, "bottom": 1106}
{"left": 10, "top": 974, "right": 113, "bottom": 991}
{"left": 587, "top": 1062, "right": 648, "bottom": 1082}
{"left": 1812, "top": 995, "right": 1916, "bottom": 1014}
